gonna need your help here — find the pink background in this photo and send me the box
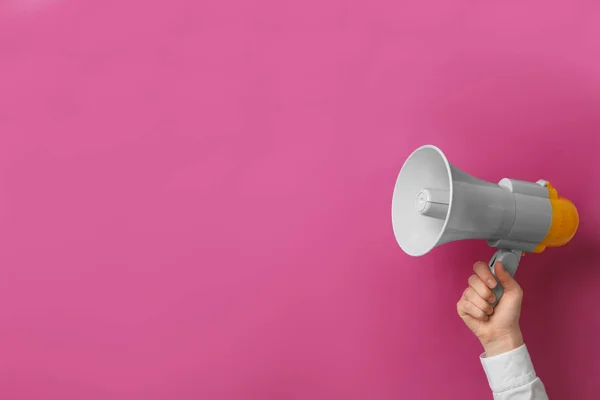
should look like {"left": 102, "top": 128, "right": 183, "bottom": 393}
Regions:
{"left": 1, "top": 1, "right": 599, "bottom": 399}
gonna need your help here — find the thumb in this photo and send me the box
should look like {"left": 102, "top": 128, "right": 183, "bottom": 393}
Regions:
{"left": 495, "top": 262, "right": 519, "bottom": 292}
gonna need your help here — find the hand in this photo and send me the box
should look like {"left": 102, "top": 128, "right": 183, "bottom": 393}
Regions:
{"left": 457, "top": 261, "right": 524, "bottom": 357}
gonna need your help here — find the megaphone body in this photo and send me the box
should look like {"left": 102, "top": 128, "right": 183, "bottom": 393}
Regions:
{"left": 392, "top": 145, "right": 578, "bottom": 305}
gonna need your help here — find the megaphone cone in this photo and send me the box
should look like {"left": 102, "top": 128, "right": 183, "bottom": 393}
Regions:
{"left": 391, "top": 145, "right": 453, "bottom": 256}
{"left": 392, "top": 145, "right": 529, "bottom": 256}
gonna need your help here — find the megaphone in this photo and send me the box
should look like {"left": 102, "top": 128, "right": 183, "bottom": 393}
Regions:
{"left": 392, "top": 145, "right": 578, "bottom": 305}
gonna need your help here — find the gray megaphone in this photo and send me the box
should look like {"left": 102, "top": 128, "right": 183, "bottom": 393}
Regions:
{"left": 391, "top": 145, "right": 579, "bottom": 306}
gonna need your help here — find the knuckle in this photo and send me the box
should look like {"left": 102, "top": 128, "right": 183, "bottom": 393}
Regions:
{"left": 473, "top": 261, "right": 485, "bottom": 271}
{"left": 515, "top": 285, "right": 523, "bottom": 295}
{"left": 468, "top": 274, "right": 479, "bottom": 286}
{"left": 473, "top": 261, "right": 489, "bottom": 274}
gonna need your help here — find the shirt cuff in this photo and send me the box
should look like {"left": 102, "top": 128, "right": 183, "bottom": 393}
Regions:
{"left": 480, "top": 344, "right": 537, "bottom": 393}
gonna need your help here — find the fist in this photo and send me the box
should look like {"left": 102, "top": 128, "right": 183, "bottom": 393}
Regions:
{"left": 457, "top": 261, "right": 524, "bottom": 356}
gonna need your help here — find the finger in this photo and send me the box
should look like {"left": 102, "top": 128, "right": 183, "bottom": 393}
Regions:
{"left": 468, "top": 274, "right": 496, "bottom": 304}
{"left": 473, "top": 261, "right": 498, "bottom": 289}
{"left": 495, "top": 262, "right": 521, "bottom": 293}
{"left": 457, "top": 296, "right": 488, "bottom": 321}
{"left": 458, "top": 312, "right": 478, "bottom": 327}
{"left": 456, "top": 300, "right": 478, "bottom": 325}
{"left": 463, "top": 287, "right": 494, "bottom": 315}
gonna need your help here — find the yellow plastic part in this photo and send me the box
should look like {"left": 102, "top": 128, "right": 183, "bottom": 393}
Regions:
{"left": 533, "top": 182, "right": 579, "bottom": 253}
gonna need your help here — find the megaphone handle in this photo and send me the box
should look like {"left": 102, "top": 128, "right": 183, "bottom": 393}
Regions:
{"left": 488, "top": 249, "right": 522, "bottom": 307}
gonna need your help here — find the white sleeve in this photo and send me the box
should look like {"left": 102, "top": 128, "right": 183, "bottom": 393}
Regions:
{"left": 480, "top": 344, "right": 549, "bottom": 399}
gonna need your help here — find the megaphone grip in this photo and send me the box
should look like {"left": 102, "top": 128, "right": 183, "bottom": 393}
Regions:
{"left": 488, "top": 249, "right": 522, "bottom": 307}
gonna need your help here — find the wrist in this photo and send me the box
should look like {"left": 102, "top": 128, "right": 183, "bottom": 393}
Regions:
{"left": 481, "top": 329, "right": 524, "bottom": 357}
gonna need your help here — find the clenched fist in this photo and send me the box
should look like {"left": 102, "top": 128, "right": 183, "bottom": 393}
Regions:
{"left": 457, "top": 261, "right": 524, "bottom": 357}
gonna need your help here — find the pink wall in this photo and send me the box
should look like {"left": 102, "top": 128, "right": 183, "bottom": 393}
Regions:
{"left": 1, "top": 1, "right": 599, "bottom": 399}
